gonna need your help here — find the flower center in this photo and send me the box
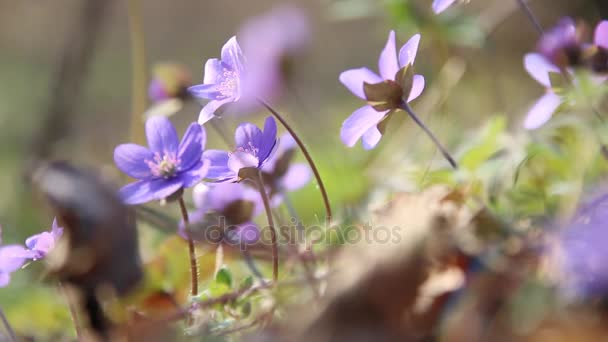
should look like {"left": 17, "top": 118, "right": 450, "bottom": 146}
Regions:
{"left": 147, "top": 152, "right": 181, "bottom": 178}
{"left": 218, "top": 69, "right": 239, "bottom": 98}
{"left": 233, "top": 142, "right": 259, "bottom": 158}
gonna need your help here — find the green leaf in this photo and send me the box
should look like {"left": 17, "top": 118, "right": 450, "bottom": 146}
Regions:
{"left": 215, "top": 267, "right": 233, "bottom": 288}
{"left": 239, "top": 275, "right": 254, "bottom": 291}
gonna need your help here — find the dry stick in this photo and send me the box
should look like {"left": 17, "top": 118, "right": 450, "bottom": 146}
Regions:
{"left": 254, "top": 170, "right": 279, "bottom": 282}
{"left": 259, "top": 100, "right": 332, "bottom": 224}
{"left": 178, "top": 197, "right": 199, "bottom": 297}
{"left": 514, "top": 0, "right": 544, "bottom": 35}
{"left": 127, "top": 0, "right": 147, "bottom": 144}
{"left": 401, "top": 102, "right": 459, "bottom": 169}
{"left": 0, "top": 306, "right": 16, "bottom": 342}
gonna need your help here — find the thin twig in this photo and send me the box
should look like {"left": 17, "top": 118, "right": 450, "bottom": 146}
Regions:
{"left": 255, "top": 170, "right": 279, "bottom": 282}
{"left": 178, "top": 197, "right": 199, "bottom": 297}
{"left": 514, "top": 0, "right": 543, "bottom": 36}
{"left": 259, "top": 100, "right": 332, "bottom": 224}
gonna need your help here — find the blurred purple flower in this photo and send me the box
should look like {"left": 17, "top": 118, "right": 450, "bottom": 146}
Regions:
{"left": 0, "top": 227, "right": 29, "bottom": 287}
{"left": 537, "top": 18, "right": 579, "bottom": 67}
{"left": 182, "top": 183, "right": 261, "bottom": 245}
{"left": 596, "top": 20, "right": 608, "bottom": 49}
{"left": 591, "top": 20, "right": 608, "bottom": 73}
{"left": 522, "top": 53, "right": 563, "bottom": 130}
{"left": 339, "top": 31, "right": 425, "bottom": 149}
{"left": 25, "top": 218, "right": 63, "bottom": 260}
{"left": 188, "top": 37, "right": 245, "bottom": 124}
{"left": 261, "top": 133, "right": 311, "bottom": 206}
{"left": 558, "top": 191, "right": 608, "bottom": 298}
{"left": 147, "top": 63, "right": 192, "bottom": 103}
{"left": 238, "top": 5, "right": 310, "bottom": 102}
{"left": 203, "top": 117, "right": 278, "bottom": 183}
{"left": 432, "top": 0, "right": 457, "bottom": 14}
{"left": 114, "top": 116, "right": 210, "bottom": 205}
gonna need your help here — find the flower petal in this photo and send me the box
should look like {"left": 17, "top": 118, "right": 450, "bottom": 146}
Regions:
{"left": 225, "top": 222, "right": 260, "bottom": 245}
{"left": 235, "top": 122, "right": 263, "bottom": 150}
{"left": 362, "top": 126, "right": 383, "bottom": 150}
{"left": 281, "top": 163, "right": 311, "bottom": 191}
{"left": 432, "top": 0, "right": 457, "bottom": 14}
{"left": 51, "top": 218, "right": 63, "bottom": 239}
{"left": 0, "top": 273, "right": 10, "bottom": 287}
{"left": 178, "top": 123, "right": 203, "bottom": 171}
{"left": 203, "top": 150, "right": 235, "bottom": 180}
{"left": 114, "top": 144, "right": 154, "bottom": 180}
{"left": 119, "top": 178, "right": 184, "bottom": 205}
{"left": 407, "top": 74, "right": 425, "bottom": 102}
{"left": 595, "top": 20, "right": 608, "bottom": 49}
{"left": 198, "top": 98, "right": 233, "bottom": 125}
{"left": 179, "top": 159, "right": 210, "bottom": 188}
{"left": 398, "top": 34, "right": 421, "bottom": 68}
{"left": 188, "top": 84, "right": 221, "bottom": 100}
{"left": 145, "top": 116, "right": 179, "bottom": 154}
{"left": 524, "top": 92, "right": 562, "bottom": 130}
{"left": 228, "top": 151, "right": 259, "bottom": 173}
{"left": 339, "top": 68, "right": 382, "bottom": 99}
{"left": 208, "top": 183, "right": 246, "bottom": 211}
{"left": 258, "top": 117, "right": 278, "bottom": 162}
{"left": 221, "top": 36, "right": 244, "bottom": 73}
{"left": 0, "top": 245, "right": 28, "bottom": 272}
{"left": 379, "top": 30, "right": 400, "bottom": 80}
{"left": 524, "top": 53, "right": 560, "bottom": 87}
{"left": 340, "top": 105, "right": 388, "bottom": 147}
{"left": 203, "top": 58, "right": 224, "bottom": 85}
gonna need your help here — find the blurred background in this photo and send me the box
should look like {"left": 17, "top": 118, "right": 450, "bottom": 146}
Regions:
{"left": 0, "top": 0, "right": 606, "bottom": 337}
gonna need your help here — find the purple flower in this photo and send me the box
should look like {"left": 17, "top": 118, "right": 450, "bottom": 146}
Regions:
{"left": 522, "top": 53, "right": 563, "bottom": 130}
{"left": 204, "top": 116, "right": 278, "bottom": 183}
{"left": 339, "top": 31, "right": 425, "bottom": 150}
{"left": 188, "top": 37, "right": 245, "bottom": 124}
{"left": 25, "top": 218, "right": 63, "bottom": 260}
{"left": 537, "top": 18, "right": 580, "bottom": 68}
{"left": 238, "top": 5, "right": 310, "bottom": 102}
{"left": 261, "top": 133, "right": 311, "bottom": 206}
{"left": 148, "top": 63, "right": 192, "bottom": 103}
{"left": 0, "top": 227, "right": 29, "bottom": 287}
{"left": 432, "top": 0, "right": 457, "bottom": 14}
{"left": 183, "top": 183, "right": 262, "bottom": 245}
{"left": 590, "top": 20, "right": 608, "bottom": 73}
{"left": 114, "top": 116, "right": 210, "bottom": 205}
{"left": 596, "top": 20, "right": 608, "bottom": 49}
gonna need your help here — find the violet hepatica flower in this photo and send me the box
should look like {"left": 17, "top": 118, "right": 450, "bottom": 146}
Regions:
{"left": 261, "top": 133, "right": 311, "bottom": 206}
{"left": 0, "top": 227, "right": 29, "bottom": 287}
{"left": 339, "top": 31, "right": 425, "bottom": 149}
{"left": 522, "top": 53, "right": 564, "bottom": 130}
{"left": 204, "top": 116, "right": 278, "bottom": 183}
{"left": 432, "top": 0, "right": 457, "bottom": 14}
{"left": 114, "top": 116, "right": 210, "bottom": 205}
{"left": 537, "top": 18, "right": 580, "bottom": 68}
{"left": 188, "top": 37, "right": 245, "bottom": 124}
{"left": 183, "top": 183, "right": 262, "bottom": 245}
{"left": 25, "top": 218, "right": 64, "bottom": 260}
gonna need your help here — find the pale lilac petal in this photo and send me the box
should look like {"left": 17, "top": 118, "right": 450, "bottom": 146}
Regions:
{"left": 235, "top": 122, "right": 263, "bottom": 150}
{"left": 262, "top": 133, "right": 296, "bottom": 172}
{"left": 378, "top": 30, "right": 399, "bottom": 80}
{"left": 432, "top": 0, "right": 457, "bottom": 14}
{"left": 119, "top": 178, "right": 184, "bottom": 205}
{"left": 258, "top": 117, "right": 278, "bottom": 162}
{"left": 362, "top": 126, "right": 382, "bottom": 150}
{"left": 203, "top": 58, "right": 224, "bottom": 85}
{"left": 340, "top": 105, "right": 388, "bottom": 147}
{"left": 524, "top": 92, "right": 562, "bottom": 130}
{"left": 145, "top": 116, "right": 179, "bottom": 154}
{"left": 188, "top": 84, "right": 221, "bottom": 100}
{"left": 595, "top": 20, "right": 608, "bottom": 49}
{"left": 208, "top": 183, "right": 247, "bottom": 211}
{"left": 198, "top": 98, "right": 233, "bottom": 125}
{"left": 203, "top": 150, "right": 235, "bottom": 180}
{"left": 524, "top": 53, "right": 560, "bottom": 87}
{"left": 407, "top": 74, "right": 425, "bottom": 102}
{"left": 0, "top": 273, "right": 9, "bottom": 287}
{"left": 177, "top": 123, "right": 204, "bottom": 171}
{"left": 25, "top": 232, "right": 54, "bottom": 255}
{"left": 0, "top": 245, "right": 28, "bottom": 272}
{"left": 398, "top": 34, "right": 421, "bottom": 68}
{"left": 179, "top": 159, "right": 210, "bottom": 188}
{"left": 281, "top": 163, "right": 311, "bottom": 191}
{"left": 114, "top": 144, "right": 154, "bottom": 180}
{"left": 221, "top": 36, "right": 244, "bottom": 73}
{"left": 339, "top": 68, "right": 382, "bottom": 99}
{"left": 228, "top": 151, "right": 259, "bottom": 173}
{"left": 51, "top": 218, "right": 63, "bottom": 239}
{"left": 225, "top": 222, "right": 260, "bottom": 245}
{"left": 192, "top": 183, "right": 211, "bottom": 209}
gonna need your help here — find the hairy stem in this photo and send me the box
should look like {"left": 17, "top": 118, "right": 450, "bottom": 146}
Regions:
{"left": 401, "top": 102, "right": 458, "bottom": 169}
{"left": 514, "top": 0, "right": 543, "bottom": 35}
{"left": 255, "top": 170, "right": 279, "bottom": 282}
{"left": 178, "top": 197, "right": 198, "bottom": 297}
{"left": 259, "top": 100, "right": 332, "bottom": 224}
